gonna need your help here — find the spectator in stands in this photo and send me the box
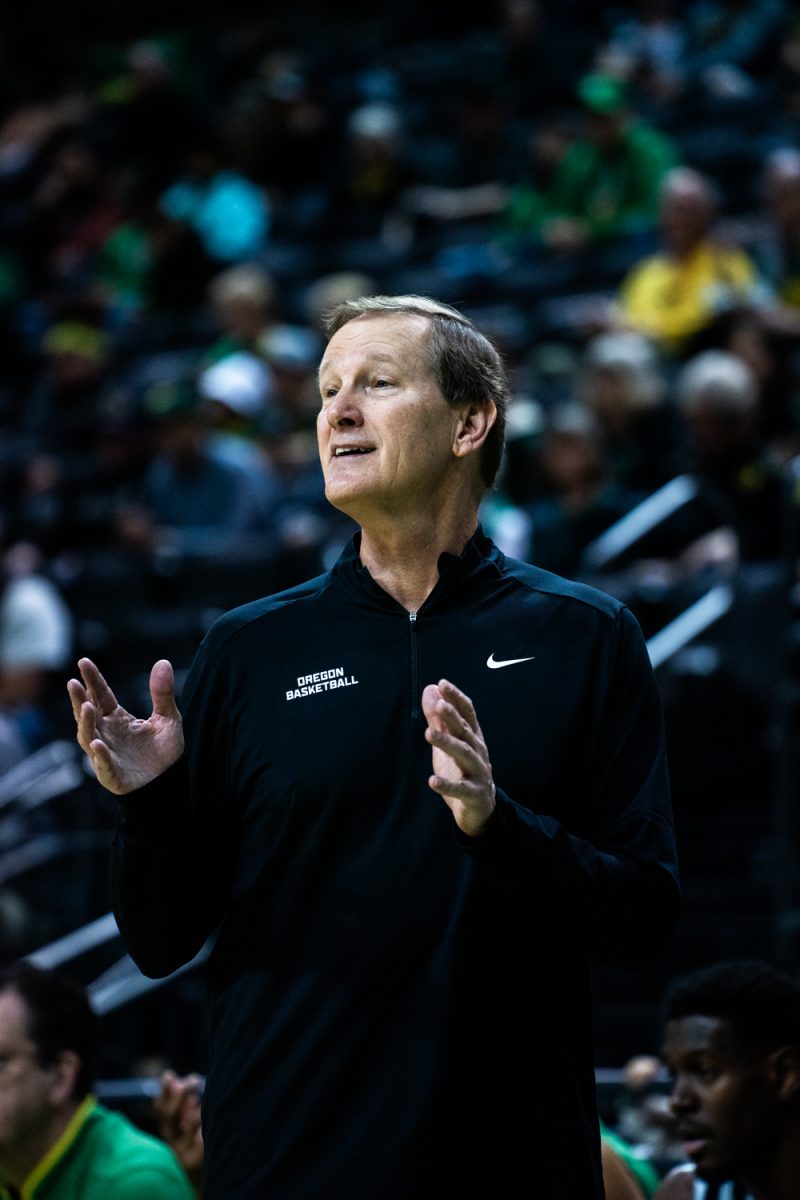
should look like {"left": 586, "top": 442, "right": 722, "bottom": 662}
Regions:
{"left": 580, "top": 330, "right": 683, "bottom": 491}
{"left": 116, "top": 378, "right": 272, "bottom": 559}
{"left": 597, "top": 1, "right": 685, "bottom": 111}
{"left": 0, "top": 961, "right": 195, "bottom": 1198}
{"left": 304, "top": 272, "right": 376, "bottom": 336}
{"left": 197, "top": 350, "right": 276, "bottom": 474}
{"left": 600, "top": 0, "right": 786, "bottom": 114}
{"left": 153, "top": 1071, "right": 203, "bottom": 1199}
{"left": 674, "top": 0, "right": 787, "bottom": 110}
{"left": 431, "top": 71, "right": 677, "bottom": 257}
{"left": 656, "top": 958, "right": 800, "bottom": 1200}
{"left": 160, "top": 138, "right": 270, "bottom": 264}
{"left": 93, "top": 174, "right": 216, "bottom": 327}
{"left": 537, "top": 71, "right": 677, "bottom": 254}
{"left": 324, "top": 103, "right": 414, "bottom": 241}
{"left": 27, "top": 315, "right": 110, "bottom": 450}
{"left": 523, "top": 402, "right": 639, "bottom": 579}
{"left": 753, "top": 147, "right": 800, "bottom": 311}
{"left": 0, "top": 541, "right": 73, "bottom": 752}
{"left": 617, "top": 167, "right": 764, "bottom": 354}
{"left": 91, "top": 38, "right": 201, "bottom": 193}
{"left": 705, "top": 305, "right": 800, "bottom": 459}
{"left": 205, "top": 263, "right": 277, "bottom": 365}
{"left": 458, "top": 0, "right": 580, "bottom": 118}
{"left": 674, "top": 349, "right": 786, "bottom": 561}
{"left": 23, "top": 139, "right": 119, "bottom": 292}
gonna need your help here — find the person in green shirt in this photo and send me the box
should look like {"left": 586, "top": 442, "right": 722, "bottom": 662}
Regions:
{"left": 505, "top": 72, "right": 678, "bottom": 255}
{"left": 0, "top": 962, "right": 195, "bottom": 1200}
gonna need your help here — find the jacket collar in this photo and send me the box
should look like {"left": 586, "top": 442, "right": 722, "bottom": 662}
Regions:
{"left": 331, "top": 526, "right": 500, "bottom": 613}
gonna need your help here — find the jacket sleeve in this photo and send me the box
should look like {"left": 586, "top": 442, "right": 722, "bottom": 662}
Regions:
{"left": 458, "top": 605, "right": 680, "bottom": 966}
{"left": 111, "top": 640, "right": 235, "bottom": 978}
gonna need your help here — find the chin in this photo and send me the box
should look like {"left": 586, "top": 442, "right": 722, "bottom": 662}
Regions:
{"left": 693, "top": 1159, "right": 732, "bottom": 1184}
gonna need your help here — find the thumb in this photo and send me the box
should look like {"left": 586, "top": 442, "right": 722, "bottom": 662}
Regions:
{"left": 149, "top": 659, "right": 180, "bottom": 720}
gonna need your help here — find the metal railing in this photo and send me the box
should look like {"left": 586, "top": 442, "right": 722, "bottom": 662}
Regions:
{"left": 581, "top": 475, "right": 700, "bottom": 572}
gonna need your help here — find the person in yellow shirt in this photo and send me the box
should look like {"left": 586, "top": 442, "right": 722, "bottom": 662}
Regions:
{"left": 618, "top": 167, "right": 764, "bottom": 354}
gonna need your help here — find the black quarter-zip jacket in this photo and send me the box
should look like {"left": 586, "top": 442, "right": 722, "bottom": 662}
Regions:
{"left": 112, "top": 530, "right": 679, "bottom": 1200}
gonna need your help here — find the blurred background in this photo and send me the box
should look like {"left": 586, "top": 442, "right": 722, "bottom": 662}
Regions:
{"left": 2, "top": 0, "right": 800, "bottom": 1177}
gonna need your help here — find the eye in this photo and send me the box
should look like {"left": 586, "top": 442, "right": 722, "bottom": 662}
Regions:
{"left": 373, "top": 378, "right": 392, "bottom": 389}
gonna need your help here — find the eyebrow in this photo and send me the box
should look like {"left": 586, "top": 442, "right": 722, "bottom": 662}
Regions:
{"left": 318, "top": 356, "right": 402, "bottom": 379}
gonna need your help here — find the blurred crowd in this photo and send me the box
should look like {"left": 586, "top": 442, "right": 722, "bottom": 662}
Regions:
{"left": 0, "top": 0, "right": 798, "bottom": 753}
{"left": 1, "top": 0, "right": 800, "bottom": 1192}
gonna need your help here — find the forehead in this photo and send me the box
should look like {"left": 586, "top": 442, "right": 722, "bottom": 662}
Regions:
{"left": 320, "top": 313, "right": 432, "bottom": 373}
{"left": 663, "top": 1015, "right": 745, "bottom": 1063}
{"left": 0, "top": 990, "right": 30, "bottom": 1045}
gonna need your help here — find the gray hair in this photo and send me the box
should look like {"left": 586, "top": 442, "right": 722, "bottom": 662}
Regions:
{"left": 660, "top": 165, "right": 719, "bottom": 213}
{"left": 677, "top": 350, "right": 758, "bottom": 417}
{"left": 583, "top": 331, "right": 664, "bottom": 410}
{"left": 323, "top": 295, "right": 509, "bottom": 489}
{"left": 208, "top": 263, "right": 274, "bottom": 312}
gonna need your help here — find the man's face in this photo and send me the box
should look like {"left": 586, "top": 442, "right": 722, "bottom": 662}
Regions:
{"left": 0, "top": 990, "right": 55, "bottom": 1159}
{"left": 660, "top": 189, "right": 711, "bottom": 253}
{"left": 662, "top": 1015, "right": 779, "bottom": 1182}
{"left": 317, "top": 314, "right": 467, "bottom": 524}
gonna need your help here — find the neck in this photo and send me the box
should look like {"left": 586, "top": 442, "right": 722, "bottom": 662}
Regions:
{"left": 747, "top": 1128, "right": 800, "bottom": 1200}
{"left": 668, "top": 237, "right": 704, "bottom": 262}
{"left": 359, "top": 510, "right": 479, "bottom": 611}
{"left": 0, "top": 1104, "right": 80, "bottom": 1190}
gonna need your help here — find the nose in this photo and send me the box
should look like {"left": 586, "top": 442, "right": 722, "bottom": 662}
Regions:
{"left": 325, "top": 383, "right": 364, "bottom": 429}
{"left": 669, "top": 1075, "right": 697, "bottom": 1117}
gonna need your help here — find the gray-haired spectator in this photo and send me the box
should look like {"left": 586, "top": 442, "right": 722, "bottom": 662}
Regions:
{"left": 617, "top": 167, "right": 765, "bottom": 354}
{"left": 580, "top": 330, "right": 683, "bottom": 490}
{"left": 674, "top": 349, "right": 786, "bottom": 561}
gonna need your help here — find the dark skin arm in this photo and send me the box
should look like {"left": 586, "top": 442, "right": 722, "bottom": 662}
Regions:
{"left": 602, "top": 1139, "right": 648, "bottom": 1200}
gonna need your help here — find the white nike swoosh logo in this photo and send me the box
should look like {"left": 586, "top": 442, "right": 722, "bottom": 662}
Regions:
{"left": 486, "top": 654, "right": 536, "bottom": 669}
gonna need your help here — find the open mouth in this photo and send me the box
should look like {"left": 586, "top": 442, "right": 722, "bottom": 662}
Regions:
{"left": 333, "top": 447, "right": 374, "bottom": 457}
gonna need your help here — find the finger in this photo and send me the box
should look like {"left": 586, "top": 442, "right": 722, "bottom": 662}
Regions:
{"left": 77, "top": 658, "right": 119, "bottom": 717}
{"left": 428, "top": 774, "right": 486, "bottom": 802}
{"left": 422, "top": 685, "right": 478, "bottom": 750}
{"left": 87, "top": 739, "right": 125, "bottom": 794}
{"left": 437, "top": 679, "right": 480, "bottom": 731}
{"left": 149, "top": 659, "right": 180, "bottom": 720}
{"left": 421, "top": 683, "right": 445, "bottom": 730}
{"left": 424, "top": 725, "right": 484, "bottom": 773}
{"left": 66, "top": 678, "right": 87, "bottom": 724}
{"left": 426, "top": 697, "right": 482, "bottom": 752}
{"left": 76, "top": 700, "right": 99, "bottom": 756}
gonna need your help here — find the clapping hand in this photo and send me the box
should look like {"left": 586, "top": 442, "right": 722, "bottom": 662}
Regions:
{"left": 67, "top": 657, "right": 184, "bottom": 794}
{"left": 422, "top": 678, "right": 496, "bottom": 838}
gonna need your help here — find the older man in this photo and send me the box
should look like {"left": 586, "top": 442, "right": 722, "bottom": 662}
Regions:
{"left": 68, "top": 296, "right": 679, "bottom": 1199}
{"left": 618, "top": 167, "right": 762, "bottom": 353}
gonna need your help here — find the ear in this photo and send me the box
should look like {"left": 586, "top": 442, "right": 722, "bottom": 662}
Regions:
{"left": 767, "top": 1045, "right": 800, "bottom": 1103}
{"left": 48, "top": 1050, "right": 82, "bottom": 1107}
{"left": 452, "top": 400, "right": 497, "bottom": 460}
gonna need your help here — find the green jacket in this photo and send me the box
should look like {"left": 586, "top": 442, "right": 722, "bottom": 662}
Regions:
{"left": 505, "top": 120, "right": 676, "bottom": 243}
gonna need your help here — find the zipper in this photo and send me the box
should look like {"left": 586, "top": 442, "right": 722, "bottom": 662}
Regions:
{"left": 409, "top": 610, "right": 419, "bottom": 719}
